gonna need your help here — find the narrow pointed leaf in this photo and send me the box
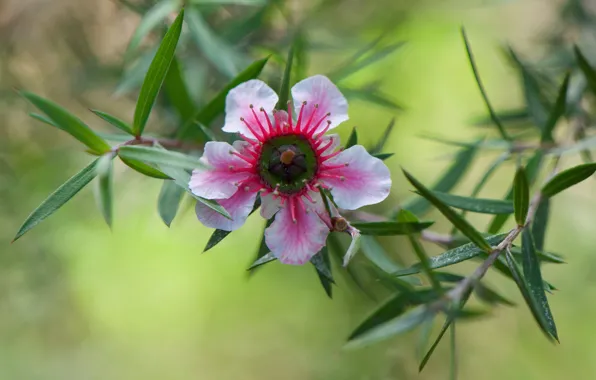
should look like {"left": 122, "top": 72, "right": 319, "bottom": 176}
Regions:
{"left": 178, "top": 57, "right": 269, "bottom": 139}
{"left": 21, "top": 92, "right": 110, "bottom": 154}
{"left": 96, "top": 154, "right": 114, "bottom": 227}
{"left": 513, "top": 167, "right": 530, "bottom": 225}
{"left": 164, "top": 58, "right": 196, "bottom": 123}
{"left": 91, "top": 109, "right": 134, "bottom": 135}
{"left": 402, "top": 170, "right": 491, "bottom": 252}
{"left": 248, "top": 218, "right": 274, "bottom": 272}
{"left": 133, "top": 9, "right": 184, "bottom": 136}
{"left": 120, "top": 156, "right": 171, "bottom": 179}
{"left": 311, "top": 247, "right": 334, "bottom": 298}
{"left": 118, "top": 145, "right": 204, "bottom": 170}
{"left": 277, "top": 42, "right": 294, "bottom": 108}
{"left": 574, "top": 46, "right": 596, "bottom": 96}
{"left": 474, "top": 282, "right": 515, "bottom": 307}
{"left": 429, "top": 191, "right": 514, "bottom": 215}
{"left": 401, "top": 143, "right": 479, "bottom": 216}
{"left": 345, "top": 305, "right": 431, "bottom": 349}
{"left": 360, "top": 236, "right": 403, "bottom": 274}
{"left": 339, "top": 86, "right": 402, "bottom": 110}
{"left": 248, "top": 252, "right": 276, "bottom": 270}
{"left": 510, "top": 49, "right": 550, "bottom": 128}
{"left": 532, "top": 199, "right": 550, "bottom": 251}
{"left": 371, "top": 118, "right": 395, "bottom": 154}
{"left": 204, "top": 229, "right": 231, "bottom": 252}
{"left": 394, "top": 234, "right": 507, "bottom": 276}
{"left": 329, "top": 41, "right": 405, "bottom": 81}
{"left": 541, "top": 163, "right": 596, "bottom": 198}
{"left": 346, "top": 127, "right": 358, "bottom": 148}
{"left": 13, "top": 159, "right": 99, "bottom": 242}
{"left": 419, "top": 318, "right": 450, "bottom": 371}
{"left": 124, "top": 0, "right": 179, "bottom": 60}
{"left": 158, "top": 179, "right": 184, "bottom": 227}
{"left": 373, "top": 153, "right": 393, "bottom": 160}
{"left": 504, "top": 248, "right": 556, "bottom": 342}
{"left": 461, "top": 27, "right": 510, "bottom": 141}
{"left": 351, "top": 220, "right": 434, "bottom": 236}
{"left": 541, "top": 73, "right": 570, "bottom": 143}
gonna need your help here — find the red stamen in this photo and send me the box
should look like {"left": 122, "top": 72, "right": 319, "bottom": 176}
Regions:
{"left": 232, "top": 152, "right": 256, "bottom": 165}
{"left": 250, "top": 106, "right": 269, "bottom": 139}
{"left": 230, "top": 167, "right": 255, "bottom": 173}
{"left": 319, "top": 173, "right": 344, "bottom": 180}
{"left": 313, "top": 120, "right": 332, "bottom": 139}
{"left": 321, "top": 149, "right": 343, "bottom": 162}
{"left": 295, "top": 101, "right": 306, "bottom": 133}
{"left": 321, "top": 163, "right": 346, "bottom": 171}
{"left": 296, "top": 196, "right": 307, "bottom": 213}
{"left": 303, "top": 104, "right": 318, "bottom": 134}
{"left": 303, "top": 192, "right": 316, "bottom": 204}
{"left": 241, "top": 117, "right": 264, "bottom": 142}
{"left": 260, "top": 107, "right": 274, "bottom": 135}
{"left": 316, "top": 139, "right": 334, "bottom": 154}
{"left": 317, "top": 183, "right": 331, "bottom": 190}
{"left": 280, "top": 196, "right": 286, "bottom": 206}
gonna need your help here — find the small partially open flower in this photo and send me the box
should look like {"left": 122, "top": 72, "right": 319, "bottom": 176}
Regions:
{"left": 189, "top": 75, "right": 391, "bottom": 265}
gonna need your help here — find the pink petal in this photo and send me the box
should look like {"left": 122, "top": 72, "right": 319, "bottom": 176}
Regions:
{"left": 291, "top": 75, "right": 348, "bottom": 135}
{"left": 189, "top": 141, "right": 256, "bottom": 199}
{"left": 265, "top": 199, "right": 330, "bottom": 265}
{"left": 320, "top": 145, "right": 391, "bottom": 210}
{"left": 195, "top": 188, "right": 258, "bottom": 231}
{"left": 260, "top": 193, "right": 282, "bottom": 219}
{"left": 223, "top": 80, "right": 278, "bottom": 139}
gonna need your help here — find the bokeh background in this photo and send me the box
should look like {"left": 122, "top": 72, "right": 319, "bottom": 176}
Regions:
{"left": 2, "top": 0, "right": 596, "bottom": 379}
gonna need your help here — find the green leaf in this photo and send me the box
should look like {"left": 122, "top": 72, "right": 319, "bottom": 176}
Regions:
{"left": 164, "top": 58, "right": 197, "bottom": 123}
{"left": 401, "top": 143, "right": 479, "bottom": 216}
{"left": 329, "top": 41, "right": 405, "bottom": 82}
{"left": 29, "top": 112, "right": 60, "bottom": 128}
{"left": 124, "top": 0, "right": 180, "bottom": 61}
{"left": 461, "top": 27, "right": 510, "bottom": 141}
{"left": 402, "top": 170, "right": 492, "bottom": 252}
{"left": 394, "top": 234, "right": 508, "bottom": 277}
{"left": 339, "top": 86, "right": 402, "bottom": 110}
{"left": 277, "top": 42, "right": 294, "bottom": 108}
{"left": 348, "top": 289, "right": 441, "bottom": 341}
{"left": 351, "top": 221, "right": 434, "bottom": 236}
{"left": 95, "top": 154, "right": 114, "bottom": 227}
{"left": 506, "top": 233, "right": 558, "bottom": 341}
{"left": 13, "top": 159, "right": 99, "bottom": 242}
{"left": 371, "top": 118, "right": 395, "bottom": 154}
{"left": 21, "top": 92, "right": 110, "bottom": 154}
{"left": 513, "top": 167, "right": 530, "bottom": 225}
{"left": 509, "top": 246, "right": 565, "bottom": 264}
{"left": 204, "top": 229, "right": 231, "bottom": 252}
{"left": 346, "top": 127, "right": 358, "bottom": 148}
{"left": 541, "top": 163, "right": 596, "bottom": 198}
{"left": 119, "top": 156, "right": 171, "bottom": 179}
{"left": 311, "top": 247, "right": 334, "bottom": 298}
{"left": 91, "top": 109, "right": 134, "bottom": 135}
{"left": 342, "top": 229, "right": 362, "bottom": 267}
{"left": 521, "top": 229, "right": 558, "bottom": 340}
{"left": 177, "top": 57, "right": 269, "bottom": 140}
{"left": 574, "top": 46, "right": 596, "bottom": 96}
{"left": 474, "top": 282, "right": 515, "bottom": 307}
{"left": 373, "top": 153, "right": 394, "bottom": 161}
{"left": 248, "top": 252, "right": 276, "bottom": 270}
{"left": 188, "top": 0, "right": 265, "bottom": 4}
{"left": 429, "top": 191, "right": 514, "bottom": 215}
{"left": 158, "top": 179, "right": 184, "bottom": 227}
{"left": 186, "top": 7, "right": 244, "bottom": 78}
{"left": 541, "top": 73, "right": 570, "bottom": 143}
{"left": 248, "top": 219, "right": 274, "bottom": 272}
{"left": 133, "top": 9, "right": 184, "bottom": 136}
{"left": 471, "top": 108, "right": 529, "bottom": 127}
{"left": 345, "top": 305, "right": 431, "bottom": 349}
{"left": 118, "top": 145, "right": 204, "bottom": 171}
{"left": 532, "top": 199, "right": 550, "bottom": 251}
{"left": 360, "top": 236, "right": 403, "bottom": 273}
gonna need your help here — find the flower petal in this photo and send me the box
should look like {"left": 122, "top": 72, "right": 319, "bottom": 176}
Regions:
{"left": 260, "top": 193, "right": 282, "bottom": 219}
{"left": 265, "top": 200, "right": 329, "bottom": 265}
{"left": 320, "top": 145, "right": 391, "bottom": 210}
{"left": 189, "top": 141, "right": 256, "bottom": 199}
{"left": 317, "top": 133, "right": 340, "bottom": 155}
{"left": 195, "top": 188, "right": 258, "bottom": 231}
{"left": 223, "top": 79, "right": 278, "bottom": 139}
{"left": 291, "top": 75, "right": 348, "bottom": 134}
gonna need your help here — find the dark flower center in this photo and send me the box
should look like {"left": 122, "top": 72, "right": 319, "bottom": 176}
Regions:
{"left": 258, "top": 134, "right": 318, "bottom": 194}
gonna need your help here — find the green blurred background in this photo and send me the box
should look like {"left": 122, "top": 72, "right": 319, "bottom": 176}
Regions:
{"left": 2, "top": 0, "right": 596, "bottom": 379}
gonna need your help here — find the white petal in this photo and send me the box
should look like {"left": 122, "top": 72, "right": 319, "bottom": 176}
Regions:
{"left": 223, "top": 79, "right": 278, "bottom": 139}
{"left": 260, "top": 193, "right": 282, "bottom": 219}
{"left": 195, "top": 189, "right": 257, "bottom": 231}
{"left": 265, "top": 201, "right": 329, "bottom": 265}
{"left": 291, "top": 75, "right": 348, "bottom": 134}
{"left": 320, "top": 145, "right": 391, "bottom": 210}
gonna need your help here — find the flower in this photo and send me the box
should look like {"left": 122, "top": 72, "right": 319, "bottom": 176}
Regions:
{"left": 189, "top": 75, "right": 391, "bottom": 265}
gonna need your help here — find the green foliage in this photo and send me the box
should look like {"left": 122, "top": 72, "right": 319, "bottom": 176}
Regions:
{"left": 541, "top": 163, "right": 596, "bottom": 197}
{"left": 158, "top": 180, "right": 184, "bottom": 227}
{"left": 513, "top": 167, "right": 530, "bottom": 226}
{"left": 350, "top": 221, "right": 434, "bottom": 236}
{"left": 91, "top": 110, "right": 134, "bottom": 135}
{"left": 96, "top": 154, "right": 115, "bottom": 228}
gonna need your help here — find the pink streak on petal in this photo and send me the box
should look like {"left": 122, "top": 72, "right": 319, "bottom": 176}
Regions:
{"left": 223, "top": 80, "right": 278, "bottom": 139}
{"left": 291, "top": 75, "right": 348, "bottom": 135}
{"left": 195, "top": 188, "right": 258, "bottom": 231}
{"left": 189, "top": 141, "right": 256, "bottom": 199}
{"left": 265, "top": 198, "right": 330, "bottom": 265}
{"left": 319, "top": 145, "right": 391, "bottom": 210}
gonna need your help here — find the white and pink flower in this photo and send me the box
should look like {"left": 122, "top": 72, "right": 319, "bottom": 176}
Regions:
{"left": 189, "top": 75, "right": 391, "bottom": 265}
